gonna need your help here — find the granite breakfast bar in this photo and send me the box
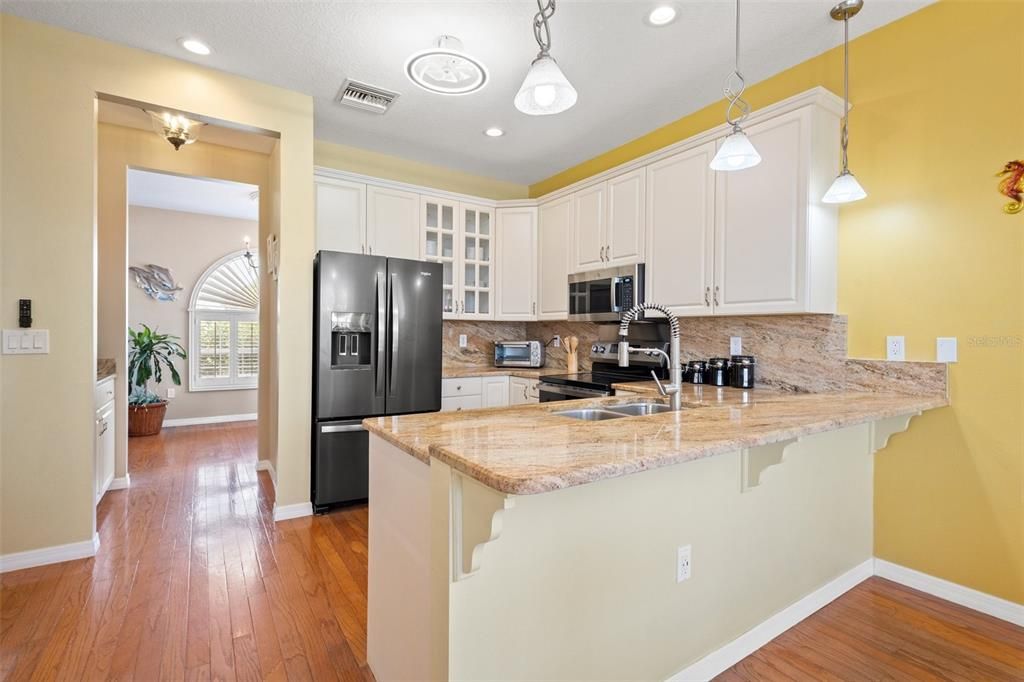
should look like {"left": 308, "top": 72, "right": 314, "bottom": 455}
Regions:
{"left": 363, "top": 384, "right": 947, "bottom": 681}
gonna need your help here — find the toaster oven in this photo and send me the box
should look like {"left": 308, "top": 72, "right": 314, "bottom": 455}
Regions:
{"left": 494, "top": 341, "right": 546, "bottom": 368}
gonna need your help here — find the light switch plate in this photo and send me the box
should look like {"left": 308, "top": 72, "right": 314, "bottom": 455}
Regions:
{"left": 886, "top": 336, "right": 906, "bottom": 361}
{"left": 167, "top": 388, "right": 176, "bottom": 399}
{"left": 2, "top": 329, "right": 49, "bottom": 354}
{"left": 730, "top": 336, "right": 742, "bottom": 355}
{"left": 458, "top": 334, "right": 468, "bottom": 348}
{"left": 936, "top": 337, "right": 958, "bottom": 363}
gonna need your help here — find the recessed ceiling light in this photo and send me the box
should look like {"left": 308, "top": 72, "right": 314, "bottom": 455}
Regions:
{"left": 406, "top": 35, "right": 488, "bottom": 96}
{"left": 646, "top": 6, "right": 678, "bottom": 26}
{"left": 484, "top": 127, "right": 505, "bottom": 138}
{"left": 179, "top": 37, "right": 211, "bottom": 56}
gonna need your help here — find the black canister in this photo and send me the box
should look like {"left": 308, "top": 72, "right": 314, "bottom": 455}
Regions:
{"left": 704, "top": 357, "right": 731, "bottom": 386}
{"left": 688, "top": 360, "right": 707, "bottom": 384}
{"left": 730, "top": 355, "right": 756, "bottom": 389}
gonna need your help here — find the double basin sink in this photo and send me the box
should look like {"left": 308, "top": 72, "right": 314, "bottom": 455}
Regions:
{"left": 554, "top": 402, "right": 676, "bottom": 421}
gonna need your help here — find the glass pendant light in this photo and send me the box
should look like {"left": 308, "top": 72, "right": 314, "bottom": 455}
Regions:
{"left": 710, "top": 0, "right": 760, "bottom": 171}
{"left": 822, "top": 0, "right": 867, "bottom": 204}
{"left": 146, "top": 110, "right": 205, "bottom": 151}
{"left": 514, "top": 0, "right": 577, "bottom": 116}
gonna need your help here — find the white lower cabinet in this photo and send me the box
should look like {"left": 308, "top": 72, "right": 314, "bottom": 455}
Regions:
{"left": 95, "top": 377, "right": 115, "bottom": 504}
{"left": 441, "top": 376, "right": 505, "bottom": 412}
{"left": 482, "top": 377, "right": 510, "bottom": 407}
{"left": 509, "top": 377, "right": 539, "bottom": 405}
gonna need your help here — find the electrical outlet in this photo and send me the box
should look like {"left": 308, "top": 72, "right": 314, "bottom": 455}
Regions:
{"left": 167, "top": 388, "right": 176, "bottom": 399}
{"left": 552, "top": 335, "right": 561, "bottom": 348}
{"left": 936, "top": 337, "right": 958, "bottom": 363}
{"left": 676, "top": 545, "right": 692, "bottom": 583}
{"left": 886, "top": 336, "right": 906, "bottom": 361}
{"left": 458, "top": 334, "right": 468, "bottom": 348}
{"left": 730, "top": 336, "right": 742, "bottom": 355}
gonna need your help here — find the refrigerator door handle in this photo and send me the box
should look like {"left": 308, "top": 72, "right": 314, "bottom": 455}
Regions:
{"left": 389, "top": 273, "right": 399, "bottom": 395}
{"left": 376, "top": 272, "right": 386, "bottom": 397}
{"left": 321, "top": 423, "right": 365, "bottom": 434}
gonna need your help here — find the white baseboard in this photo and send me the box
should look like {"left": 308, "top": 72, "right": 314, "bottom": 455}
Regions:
{"left": 108, "top": 474, "right": 131, "bottom": 490}
{"left": 163, "top": 413, "right": 257, "bottom": 427}
{"left": 0, "top": 533, "right": 100, "bottom": 574}
{"left": 874, "top": 558, "right": 1024, "bottom": 627}
{"left": 668, "top": 559, "right": 875, "bottom": 682}
{"left": 273, "top": 501, "right": 313, "bottom": 522}
{"left": 256, "top": 459, "right": 277, "bottom": 489}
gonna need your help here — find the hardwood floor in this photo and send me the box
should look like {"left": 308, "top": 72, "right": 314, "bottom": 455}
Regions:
{"left": 2, "top": 421, "right": 1021, "bottom": 681}
{"left": 719, "top": 577, "right": 1024, "bottom": 681}
{"left": 0, "top": 422, "right": 372, "bottom": 681}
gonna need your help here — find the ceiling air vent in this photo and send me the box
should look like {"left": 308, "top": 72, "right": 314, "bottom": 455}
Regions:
{"left": 336, "top": 79, "right": 400, "bottom": 114}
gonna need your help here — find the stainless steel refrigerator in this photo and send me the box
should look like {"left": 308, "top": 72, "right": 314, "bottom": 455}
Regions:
{"left": 312, "top": 251, "right": 442, "bottom": 512}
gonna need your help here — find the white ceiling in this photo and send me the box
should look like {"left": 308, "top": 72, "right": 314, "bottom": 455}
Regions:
{"left": 128, "top": 169, "right": 259, "bottom": 221}
{"left": 8, "top": 0, "right": 932, "bottom": 185}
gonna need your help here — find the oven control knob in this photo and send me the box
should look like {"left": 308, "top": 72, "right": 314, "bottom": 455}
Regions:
{"left": 598, "top": 345, "right": 607, "bottom": 353}
{"left": 592, "top": 344, "right": 599, "bottom": 353}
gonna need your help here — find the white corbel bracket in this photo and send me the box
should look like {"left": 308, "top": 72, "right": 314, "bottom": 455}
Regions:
{"left": 451, "top": 473, "right": 516, "bottom": 582}
{"left": 741, "top": 437, "right": 799, "bottom": 492}
{"left": 869, "top": 411, "right": 922, "bottom": 454}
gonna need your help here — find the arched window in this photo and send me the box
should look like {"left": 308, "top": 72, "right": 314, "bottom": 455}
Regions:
{"left": 189, "top": 251, "right": 259, "bottom": 390}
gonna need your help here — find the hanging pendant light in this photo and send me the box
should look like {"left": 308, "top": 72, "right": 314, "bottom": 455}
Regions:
{"left": 710, "top": 0, "right": 761, "bottom": 171}
{"left": 514, "top": 0, "right": 577, "bottom": 116}
{"left": 823, "top": 0, "right": 867, "bottom": 203}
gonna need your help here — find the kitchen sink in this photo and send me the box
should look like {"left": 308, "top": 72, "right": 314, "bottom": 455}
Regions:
{"left": 552, "top": 408, "right": 627, "bottom": 421}
{"left": 605, "top": 402, "right": 676, "bottom": 416}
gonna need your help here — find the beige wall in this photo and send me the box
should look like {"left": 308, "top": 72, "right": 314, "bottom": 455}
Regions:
{"left": 1, "top": 14, "right": 314, "bottom": 557}
{"left": 128, "top": 205, "right": 258, "bottom": 421}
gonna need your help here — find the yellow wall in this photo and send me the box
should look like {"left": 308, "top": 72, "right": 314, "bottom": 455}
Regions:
{"left": 1, "top": 14, "right": 314, "bottom": 556}
{"left": 531, "top": 2, "right": 1024, "bottom": 603}
{"left": 315, "top": 139, "right": 529, "bottom": 200}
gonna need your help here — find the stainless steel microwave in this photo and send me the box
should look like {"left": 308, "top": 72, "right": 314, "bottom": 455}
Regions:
{"left": 568, "top": 264, "right": 645, "bottom": 322}
{"left": 494, "top": 340, "right": 546, "bottom": 368}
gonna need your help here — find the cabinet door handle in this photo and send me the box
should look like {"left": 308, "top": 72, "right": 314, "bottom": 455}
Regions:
{"left": 713, "top": 285, "right": 720, "bottom": 306}
{"left": 704, "top": 287, "right": 710, "bottom": 306}
{"left": 368, "top": 245, "right": 373, "bottom": 255}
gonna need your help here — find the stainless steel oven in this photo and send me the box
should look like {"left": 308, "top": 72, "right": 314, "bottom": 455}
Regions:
{"left": 568, "top": 264, "right": 645, "bottom": 322}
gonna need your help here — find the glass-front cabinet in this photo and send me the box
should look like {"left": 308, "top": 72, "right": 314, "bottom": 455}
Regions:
{"left": 421, "top": 196, "right": 493, "bottom": 320}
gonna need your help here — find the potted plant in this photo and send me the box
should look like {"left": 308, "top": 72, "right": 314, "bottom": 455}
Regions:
{"left": 127, "top": 324, "right": 186, "bottom": 437}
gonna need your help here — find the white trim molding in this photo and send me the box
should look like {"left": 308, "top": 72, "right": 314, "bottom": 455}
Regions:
{"left": 874, "top": 559, "right": 1024, "bottom": 627}
{"left": 108, "top": 474, "right": 131, "bottom": 490}
{"left": 163, "top": 413, "right": 257, "bottom": 428}
{"left": 668, "top": 559, "right": 874, "bottom": 681}
{"left": 0, "top": 533, "right": 100, "bottom": 574}
{"left": 256, "top": 459, "right": 277, "bottom": 490}
{"left": 273, "top": 501, "right": 313, "bottom": 522}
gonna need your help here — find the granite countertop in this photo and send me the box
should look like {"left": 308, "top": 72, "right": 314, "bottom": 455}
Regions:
{"left": 443, "top": 366, "right": 564, "bottom": 380}
{"left": 97, "top": 358, "right": 116, "bottom": 382}
{"left": 363, "top": 387, "right": 947, "bottom": 495}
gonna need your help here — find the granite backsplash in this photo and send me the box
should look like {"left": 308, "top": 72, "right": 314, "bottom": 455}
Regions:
{"left": 443, "top": 315, "right": 947, "bottom": 397}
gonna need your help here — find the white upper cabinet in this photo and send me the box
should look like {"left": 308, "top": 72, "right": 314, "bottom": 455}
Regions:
{"left": 422, "top": 196, "right": 460, "bottom": 318}
{"left": 496, "top": 207, "right": 537, "bottom": 320}
{"left": 571, "top": 169, "right": 645, "bottom": 272}
{"left": 315, "top": 177, "right": 366, "bottom": 254}
{"left": 367, "top": 185, "right": 420, "bottom": 259}
{"left": 713, "top": 106, "right": 838, "bottom": 315}
{"left": 538, "top": 195, "right": 573, "bottom": 319}
{"left": 572, "top": 183, "right": 605, "bottom": 271}
{"left": 421, "top": 196, "right": 494, "bottom": 320}
{"left": 460, "top": 203, "right": 494, "bottom": 319}
{"left": 605, "top": 168, "right": 646, "bottom": 266}
{"left": 646, "top": 141, "right": 717, "bottom": 316}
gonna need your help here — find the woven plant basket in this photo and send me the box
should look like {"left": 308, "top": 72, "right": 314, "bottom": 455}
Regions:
{"left": 128, "top": 401, "right": 168, "bottom": 437}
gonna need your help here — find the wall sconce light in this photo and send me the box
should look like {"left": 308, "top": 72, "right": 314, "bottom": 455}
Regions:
{"left": 243, "top": 236, "right": 258, "bottom": 271}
